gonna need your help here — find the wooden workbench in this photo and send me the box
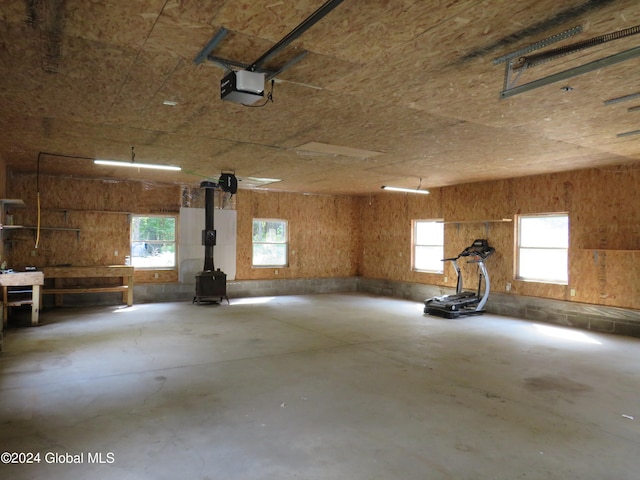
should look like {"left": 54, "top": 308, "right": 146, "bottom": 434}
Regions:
{"left": 1, "top": 271, "right": 44, "bottom": 327}
{"left": 41, "top": 265, "right": 134, "bottom": 307}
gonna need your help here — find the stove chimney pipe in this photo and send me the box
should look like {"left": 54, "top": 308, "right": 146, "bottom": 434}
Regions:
{"left": 200, "top": 180, "right": 217, "bottom": 271}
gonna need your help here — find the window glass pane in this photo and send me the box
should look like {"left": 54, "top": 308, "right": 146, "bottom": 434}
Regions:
{"left": 131, "top": 216, "right": 176, "bottom": 268}
{"left": 519, "top": 248, "right": 567, "bottom": 283}
{"left": 131, "top": 242, "right": 176, "bottom": 267}
{"left": 252, "top": 219, "right": 288, "bottom": 267}
{"left": 253, "top": 220, "right": 287, "bottom": 243}
{"left": 132, "top": 217, "right": 176, "bottom": 242}
{"left": 413, "top": 220, "right": 444, "bottom": 272}
{"left": 415, "top": 245, "right": 444, "bottom": 272}
{"left": 253, "top": 243, "right": 287, "bottom": 266}
{"left": 415, "top": 221, "right": 443, "bottom": 246}
{"left": 517, "top": 213, "right": 568, "bottom": 283}
{"left": 520, "top": 215, "right": 568, "bottom": 248}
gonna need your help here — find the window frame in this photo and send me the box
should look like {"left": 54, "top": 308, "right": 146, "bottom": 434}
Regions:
{"left": 412, "top": 219, "right": 445, "bottom": 274}
{"left": 516, "top": 212, "right": 569, "bottom": 284}
{"left": 252, "top": 218, "right": 289, "bottom": 268}
{"left": 130, "top": 214, "right": 178, "bottom": 270}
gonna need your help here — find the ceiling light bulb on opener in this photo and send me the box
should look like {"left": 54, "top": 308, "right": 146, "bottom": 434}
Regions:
{"left": 94, "top": 159, "right": 181, "bottom": 171}
{"left": 381, "top": 186, "right": 430, "bottom": 194}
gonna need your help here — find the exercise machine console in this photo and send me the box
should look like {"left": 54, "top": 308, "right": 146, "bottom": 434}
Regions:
{"left": 424, "top": 239, "right": 495, "bottom": 318}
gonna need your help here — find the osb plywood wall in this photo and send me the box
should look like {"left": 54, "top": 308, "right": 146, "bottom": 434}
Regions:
{"left": 4, "top": 163, "right": 638, "bottom": 310}
{"left": 4, "top": 174, "right": 360, "bottom": 284}
{"left": 0, "top": 156, "right": 6, "bottom": 198}
{"left": 181, "top": 187, "right": 360, "bottom": 280}
{"left": 234, "top": 190, "right": 359, "bottom": 280}
{"left": 5, "top": 172, "right": 181, "bottom": 284}
{"left": 359, "top": 164, "right": 640, "bottom": 310}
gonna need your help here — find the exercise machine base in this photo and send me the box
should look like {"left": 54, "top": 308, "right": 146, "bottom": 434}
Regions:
{"left": 424, "top": 301, "right": 486, "bottom": 319}
{"left": 424, "top": 291, "right": 483, "bottom": 318}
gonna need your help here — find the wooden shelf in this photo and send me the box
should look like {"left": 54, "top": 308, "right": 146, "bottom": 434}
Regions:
{"left": 17, "top": 226, "right": 82, "bottom": 242}
{"left": 46, "top": 208, "right": 130, "bottom": 215}
{"left": 438, "top": 218, "right": 513, "bottom": 224}
{"left": 23, "top": 226, "right": 81, "bottom": 232}
{"left": 0, "top": 199, "right": 25, "bottom": 207}
{"left": 579, "top": 248, "right": 640, "bottom": 252}
{"left": 0, "top": 199, "right": 26, "bottom": 235}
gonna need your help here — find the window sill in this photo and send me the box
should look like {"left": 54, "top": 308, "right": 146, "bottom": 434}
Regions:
{"left": 515, "top": 278, "right": 568, "bottom": 286}
{"left": 133, "top": 267, "right": 177, "bottom": 271}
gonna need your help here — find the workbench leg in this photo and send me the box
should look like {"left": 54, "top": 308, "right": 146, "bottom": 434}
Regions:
{"left": 54, "top": 278, "right": 63, "bottom": 307}
{"left": 125, "top": 275, "right": 133, "bottom": 306}
{"left": 31, "top": 285, "right": 41, "bottom": 326}
{"left": 2, "top": 286, "right": 8, "bottom": 327}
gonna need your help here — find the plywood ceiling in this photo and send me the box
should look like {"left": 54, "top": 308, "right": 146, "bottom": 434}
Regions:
{"left": 1, "top": 0, "right": 639, "bottom": 195}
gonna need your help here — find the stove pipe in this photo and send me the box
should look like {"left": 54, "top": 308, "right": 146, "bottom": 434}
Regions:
{"left": 201, "top": 180, "right": 217, "bottom": 271}
{"left": 194, "top": 180, "right": 228, "bottom": 305}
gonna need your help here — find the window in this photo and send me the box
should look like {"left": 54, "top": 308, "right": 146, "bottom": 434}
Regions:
{"left": 517, "top": 213, "right": 568, "bottom": 284}
{"left": 413, "top": 220, "right": 444, "bottom": 273}
{"left": 130, "top": 215, "right": 177, "bottom": 268}
{"left": 252, "top": 219, "right": 288, "bottom": 267}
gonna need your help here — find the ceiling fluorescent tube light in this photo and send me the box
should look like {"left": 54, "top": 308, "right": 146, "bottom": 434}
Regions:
{"left": 381, "top": 186, "right": 430, "bottom": 194}
{"left": 94, "top": 159, "right": 181, "bottom": 171}
{"left": 616, "top": 129, "right": 640, "bottom": 138}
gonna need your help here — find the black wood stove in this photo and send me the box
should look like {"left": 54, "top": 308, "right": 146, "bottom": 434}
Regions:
{"left": 194, "top": 180, "right": 229, "bottom": 304}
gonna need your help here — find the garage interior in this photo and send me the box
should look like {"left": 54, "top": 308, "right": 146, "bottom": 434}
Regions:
{"left": 1, "top": 0, "right": 639, "bottom": 478}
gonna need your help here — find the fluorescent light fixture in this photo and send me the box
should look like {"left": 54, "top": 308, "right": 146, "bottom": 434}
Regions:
{"left": 381, "top": 186, "right": 430, "bottom": 194}
{"left": 616, "top": 129, "right": 640, "bottom": 138}
{"left": 94, "top": 159, "right": 181, "bottom": 171}
{"left": 604, "top": 92, "right": 640, "bottom": 105}
{"left": 240, "top": 177, "right": 282, "bottom": 188}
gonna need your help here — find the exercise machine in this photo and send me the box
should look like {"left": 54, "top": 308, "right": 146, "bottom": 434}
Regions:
{"left": 424, "top": 239, "right": 495, "bottom": 318}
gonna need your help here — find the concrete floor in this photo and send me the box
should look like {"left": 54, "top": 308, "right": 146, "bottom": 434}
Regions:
{"left": 1, "top": 293, "right": 639, "bottom": 480}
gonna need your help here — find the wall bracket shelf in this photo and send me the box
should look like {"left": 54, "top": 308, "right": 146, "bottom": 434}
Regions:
{"left": 438, "top": 218, "right": 512, "bottom": 224}
{"left": 23, "top": 226, "right": 81, "bottom": 242}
